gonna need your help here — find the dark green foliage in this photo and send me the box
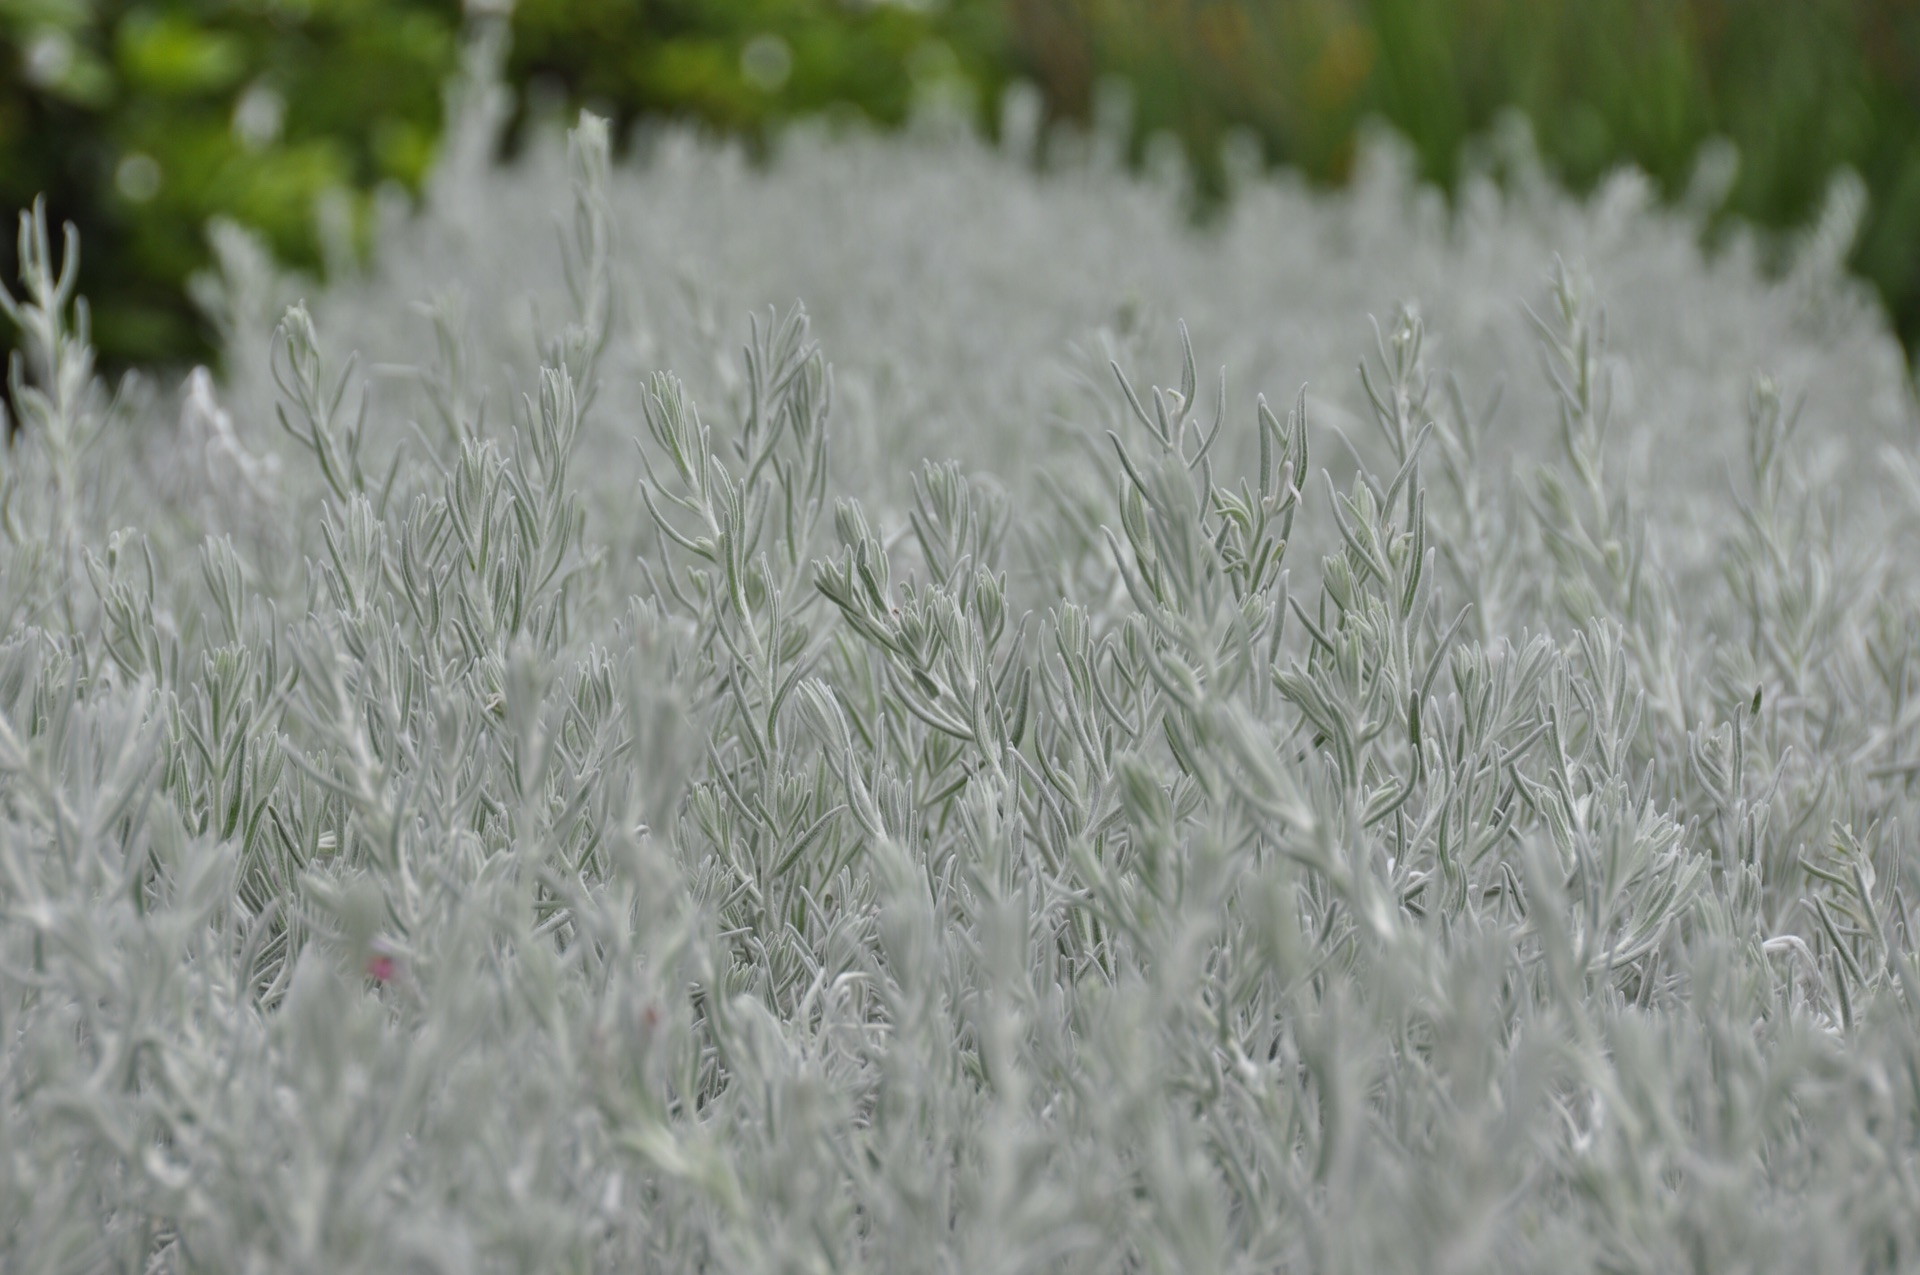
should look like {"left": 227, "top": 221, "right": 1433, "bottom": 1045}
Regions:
{"left": 1, "top": 0, "right": 463, "bottom": 368}
{"left": 506, "top": 0, "right": 1007, "bottom": 151}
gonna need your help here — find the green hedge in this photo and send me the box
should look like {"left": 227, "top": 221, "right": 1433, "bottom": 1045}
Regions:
{"left": 507, "top": 0, "right": 1005, "bottom": 145}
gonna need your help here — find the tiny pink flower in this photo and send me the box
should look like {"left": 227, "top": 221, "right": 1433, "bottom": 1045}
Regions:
{"left": 366, "top": 953, "right": 397, "bottom": 982}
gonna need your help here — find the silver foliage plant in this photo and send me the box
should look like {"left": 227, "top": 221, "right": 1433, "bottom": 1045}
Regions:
{"left": 6, "top": 49, "right": 1920, "bottom": 1274}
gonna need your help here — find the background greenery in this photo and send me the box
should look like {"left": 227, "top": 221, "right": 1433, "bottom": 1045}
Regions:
{"left": 7, "top": 0, "right": 1920, "bottom": 374}
{"left": 1010, "top": 0, "right": 1920, "bottom": 354}
{"left": 1, "top": 0, "right": 461, "bottom": 365}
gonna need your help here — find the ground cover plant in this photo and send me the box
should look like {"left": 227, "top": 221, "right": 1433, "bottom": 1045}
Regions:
{"left": 5, "top": 53, "right": 1920, "bottom": 1272}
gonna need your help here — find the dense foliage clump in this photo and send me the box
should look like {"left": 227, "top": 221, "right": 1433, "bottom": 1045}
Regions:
{"left": 3, "top": 67, "right": 1920, "bottom": 1271}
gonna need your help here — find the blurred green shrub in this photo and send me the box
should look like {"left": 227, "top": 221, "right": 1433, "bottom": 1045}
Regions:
{"left": 1008, "top": 0, "right": 1920, "bottom": 353}
{"left": 0, "top": 0, "right": 463, "bottom": 368}
{"left": 0, "top": 0, "right": 1008, "bottom": 376}
{"left": 506, "top": 0, "right": 1007, "bottom": 148}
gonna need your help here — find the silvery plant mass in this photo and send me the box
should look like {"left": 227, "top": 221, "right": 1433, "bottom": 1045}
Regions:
{"left": 4, "top": 40, "right": 1920, "bottom": 1275}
